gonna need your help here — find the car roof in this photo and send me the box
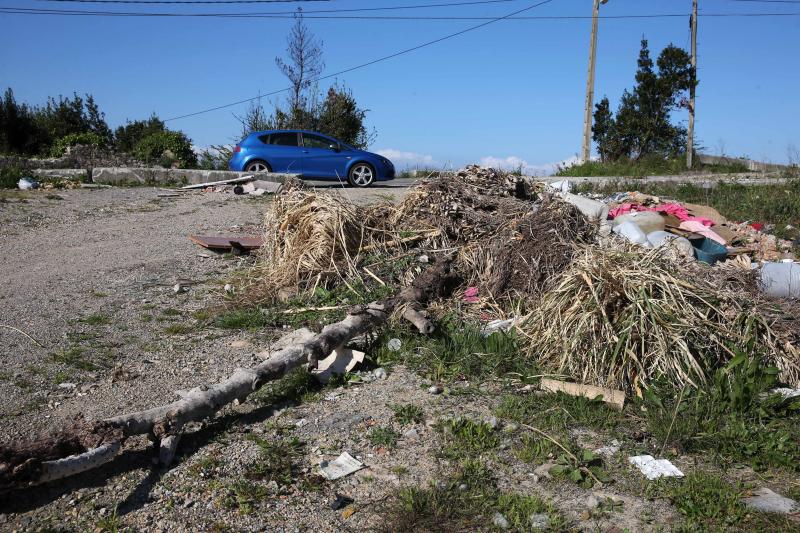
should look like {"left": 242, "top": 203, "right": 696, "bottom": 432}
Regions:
{"left": 250, "top": 129, "right": 330, "bottom": 136}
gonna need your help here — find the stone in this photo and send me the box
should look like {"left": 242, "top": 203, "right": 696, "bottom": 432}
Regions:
{"left": 529, "top": 513, "right": 549, "bottom": 529}
{"left": 534, "top": 461, "right": 555, "bottom": 480}
{"left": 585, "top": 495, "right": 599, "bottom": 509}
{"left": 492, "top": 512, "right": 509, "bottom": 529}
{"left": 58, "top": 382, "right": 77, "bottom": 389}
{"left": 403, "top": 428, "right": 419, "bottom": 440}
{"left": 428, "top": 385, "right": 443, "bottom": 395}
{"left": 743, "top": 488, "right": 798, "bottom": 514}
{"left": 373, "top": 367, "right": 388, "bottom": 380}
{"left": 486, "top": 416, "right": 499, "bottom": 429}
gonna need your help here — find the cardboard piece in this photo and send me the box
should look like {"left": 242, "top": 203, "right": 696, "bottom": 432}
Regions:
{"left": 319, "top": 452, "right": 364, "bottom": 480}
{"left": 540, "top": 378, "right": 625, "bottom": 411}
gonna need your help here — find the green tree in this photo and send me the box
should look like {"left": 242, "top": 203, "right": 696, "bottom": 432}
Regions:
{"left": 133, "top": 130, "right": 197, "bottom": 168}
{"left": 114, "top": 114, "right": 166, "bottom": 153}
{"left": 316, "top": 83, "right": 374, "bottom": 148}
{"left": 593, "top": 39, "right": 695, "bottom": 162}
{"left": 0, "top": 88, "right": 41, "bottom": 155}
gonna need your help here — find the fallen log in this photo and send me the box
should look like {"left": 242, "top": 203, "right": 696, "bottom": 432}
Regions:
{"left": 0, "top": 258, "right": 458, "bottom": 490}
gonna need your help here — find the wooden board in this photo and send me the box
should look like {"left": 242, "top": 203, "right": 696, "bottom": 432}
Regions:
{"left": 540, "top": 378, "right": 626, "bottom": 411}
{"left": 189, "top": 235, "right": 264, "bottom": 251}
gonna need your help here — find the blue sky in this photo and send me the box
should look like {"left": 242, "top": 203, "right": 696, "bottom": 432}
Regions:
{"left": 1, "top": 0, "right": 799, "bottom": 172}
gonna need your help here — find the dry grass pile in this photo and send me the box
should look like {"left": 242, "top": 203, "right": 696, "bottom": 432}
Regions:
{"left": 522, "top": 244, "right": 800, "bottom": 393}
{"left": 245, "top": 182, "right": 406, "bottom": 300}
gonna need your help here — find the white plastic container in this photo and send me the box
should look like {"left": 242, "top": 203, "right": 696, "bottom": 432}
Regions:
{"left": 613, "top": 211, "right": 666, "bottom": 234}
{"left": 760, "top": 262, "right": 800, "bottom": 299}
{"left": 613, "top": 221, "right": 651, "bottom": 247}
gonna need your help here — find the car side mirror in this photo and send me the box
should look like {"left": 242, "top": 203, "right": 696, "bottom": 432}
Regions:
{"left": 329, "top": 144, "right": 340, "bottom": 152}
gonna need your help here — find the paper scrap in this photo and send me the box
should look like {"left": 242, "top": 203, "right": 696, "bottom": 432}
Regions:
{"left": 628, "top": 455, "right": 684, "bottom": 480}
{"left": 319, "top": 452, "right": 365, "bottom": 480}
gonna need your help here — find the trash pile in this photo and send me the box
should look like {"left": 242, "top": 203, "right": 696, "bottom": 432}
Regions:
{"left": 181, "top": 175, "right": 283, "bottom": 196}
{"left": 245, "top": 166, "right": 799, "bottom": 392}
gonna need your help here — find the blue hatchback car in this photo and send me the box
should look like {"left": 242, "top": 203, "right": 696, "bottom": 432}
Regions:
{"left": 228, "top": 130, "right": 395, "bottom": 187}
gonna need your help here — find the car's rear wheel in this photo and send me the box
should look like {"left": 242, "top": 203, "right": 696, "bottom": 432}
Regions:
{"left": 348, "top": 163, "right": 375, "bottom": 187}
{"left": 245, "top": 160, "right": 271, "bottom": 173}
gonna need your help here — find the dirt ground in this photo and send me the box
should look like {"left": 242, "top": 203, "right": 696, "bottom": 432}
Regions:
{"left": 0, "top": 182, "right": 755, "bottom": 532}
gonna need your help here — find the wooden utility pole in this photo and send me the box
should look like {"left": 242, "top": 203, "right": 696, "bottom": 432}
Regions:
{"left": 687, "top": 0, "right": 698, "bottom": 168}
{"left": 582, "top": 0, "right": 605, "bottom": 164}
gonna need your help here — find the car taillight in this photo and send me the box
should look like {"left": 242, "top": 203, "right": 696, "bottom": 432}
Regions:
{"left": 233, "top": 145, "right": 241, "bottom": 153}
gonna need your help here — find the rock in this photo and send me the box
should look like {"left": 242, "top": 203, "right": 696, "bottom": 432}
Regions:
{"left": 58, "top": 382, "right": 77, "bottom": 389}
{"left": 529, "top": 513, "right": 548, "bottom": 529}
{"left": 387, "top": 338, "right": 402, "bottom": 352}
{"left": 743, "top": 488, "right": 798, "bottom": 514}
{"left": 403, "top": 428, "right": 419, "bottom": 440}
{"left": 329, "top": 494, "right": 354, "bottom": 510}
{"left": 492, "top": 512, "right": 509, "bottom": 530}
{"left": 534, "top": 461, "right": 555, "bottom": 480}
{"left": 428, "top": 385, "right": 443, "bottom": 395}
{"left": 503, "top": 422, "right": 519, "bottom": 433}
{"left": 486, "top": 416, "right": 499, "bottom": 429}
{"left": 373, "top": 367, "right": 388, "bottom": 380}
{"left": 224, "top": 284, "right": 235, "bottom": 294}
{"left": 418, "top": 254, "right": 429, "bottom": 263}
{"left": 230, "top": 340, "right": 252, "bottom": 349}
{"left": 458, "top": 483, "right": 469, "bottom": 492}
{"left": 173, "top": 284, "right": 187, "bottom": 294}
{"left": 585, "top": 495, "right": 599, "bottom": 509}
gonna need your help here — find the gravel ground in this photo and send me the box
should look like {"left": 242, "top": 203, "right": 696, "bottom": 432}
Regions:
{"left": 0, "top": 182, "right": 682, "bottom": 532}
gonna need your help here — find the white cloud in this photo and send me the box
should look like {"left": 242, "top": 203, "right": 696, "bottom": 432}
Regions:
{"left": 376, "top": 148, "right": 438, "bottom": 168}
{"left": 478, "top": 155, "right": 580, "bottom": 177}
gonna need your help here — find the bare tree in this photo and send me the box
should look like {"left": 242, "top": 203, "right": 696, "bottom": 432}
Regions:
{"left": 275, "top": 10, "right": 325, "bottom": 113}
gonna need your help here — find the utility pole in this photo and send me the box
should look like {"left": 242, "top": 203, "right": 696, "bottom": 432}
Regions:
{"left": 686, "top": 0, "right": 698, "bottom": 168}
{"left": 582, "top": 0, "right": 607, "bottom": 164}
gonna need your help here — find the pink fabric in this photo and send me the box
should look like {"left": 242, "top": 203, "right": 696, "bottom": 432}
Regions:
{"left": 679, "top": 221, "right": 727, "bottom": 245}
{"left": 608, "top": 202, "right": 715, "bottom": 227}
{"left": 463, "top": 287, "right": 479, "bottom": 303}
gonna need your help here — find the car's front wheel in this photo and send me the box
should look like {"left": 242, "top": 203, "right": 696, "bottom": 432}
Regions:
{"left": 348, "top": 163, "right": 375, "bottom": 187}
{"left": 244, "top": 160, "right": 271, "bottom": 173}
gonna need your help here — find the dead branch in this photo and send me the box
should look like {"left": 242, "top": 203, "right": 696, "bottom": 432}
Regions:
{"left": 0, "top": 258, "right": 457, "bottom": 490}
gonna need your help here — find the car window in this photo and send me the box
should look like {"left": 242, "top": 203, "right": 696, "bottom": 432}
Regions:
{"left": 258, "top": 134, "right": 270, "bottom": 144}
{"left": 303, "top": 133, "right": 335, "bottom": 150}
{"left": 269, "top": 132, "right": 299, "bottom": 147}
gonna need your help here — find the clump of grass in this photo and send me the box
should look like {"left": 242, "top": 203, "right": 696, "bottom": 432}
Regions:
{"left": 643, "top": 354, "right": 800, "bottom": 471}
{"left": 392, "top": 403, "right": 424, "bottom": 425}
{"left": 188, "top": 455, "right": 222, "bottom": 479}
{"left": 51, "top": 347, "right": 98, "bottom": 371}
{"left": 374, "top": 322, "right": 528, "bottom": 383}
{"left": 369, "top": 426, "right": 401, "bottom": 448}
{"left": 81, "top": 313, "right": 111, "bottom": 326}
{"left": 252, "top": 368, "right": 321, "bottom": 406}
{"left": 220, "top": 480, "right": 269, "bottom": 514}
{"left": 439, "top": 418, "right": 499, "bottom": 459}
{"left": 245, "top": 435, "right": 304, "bottom": 485}
{"left": 555, "top": 155, "right": 749, "bottom": 178}
{"left": 382, "top": 459, "right": 566, "bottom": 532}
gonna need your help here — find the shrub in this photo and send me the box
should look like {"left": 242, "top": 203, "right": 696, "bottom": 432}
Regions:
{"left": 49, "top": 131, "right": 106, "bottom": 157}
{"left": 133, "top": 130, "right": 197, "bottom": 168}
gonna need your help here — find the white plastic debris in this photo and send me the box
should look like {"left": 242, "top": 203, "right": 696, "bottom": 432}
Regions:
{"left": 318, "top": 452, "right": 364, "bottom": 480}
{"left": 770, "top": 387, "right": 800, "bottom": 401}
{"left": 313, "top": 347, "right": 365, "bottom": 384}
{"left": 613, "top": 221, "right": 652, "bottom": 248}
{"left": 17, "top": 177, "right": 39, "bottom": 190}
{"left": 628, "top": 455, "right": 684, "bottom": 480}
{"left": 743, "top": 488, "right": 798, "bottom": 514}
{"left": 548, "top": 179, "right": 573, "bottom": 193}
{"left": 387, "top": 338, "right": 402, "bottom": 351}
{"left": 481, "top": 317, "right": 518, "bottom": 337}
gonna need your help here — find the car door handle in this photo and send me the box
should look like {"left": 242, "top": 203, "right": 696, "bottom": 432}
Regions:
{"left": 302, "top": 150, "right": 309, "bottom": 154}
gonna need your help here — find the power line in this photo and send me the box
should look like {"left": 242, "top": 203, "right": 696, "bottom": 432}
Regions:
{"left": 34, "top": 0, "right": 328, "bottom": 3}
{"left": 728, "top": 0, "right": 800, "bottom": 3}
{"left": 2, "top": 6, "right": 800, "bottom": 18}
{"left": 5, "top": 0, "right": 529, "bottom": 16}
{"left": 161, "top": 0, "right": 557, "bottom": 122}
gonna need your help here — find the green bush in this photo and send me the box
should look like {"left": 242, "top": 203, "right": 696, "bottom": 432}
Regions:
{"left": 133, "top": 130, "right": 197, "bottom": 168}
{"left": 0, "top": 165, "right": 25, "bottom": 188}
{"left": 49, "top": 131, "right": 106, "bottom": 157}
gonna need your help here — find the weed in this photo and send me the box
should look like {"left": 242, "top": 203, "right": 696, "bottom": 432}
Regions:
{"left": 161, "top": 308, "right": 182, "bottom": 316}
{"left": 374, "top": 322, "right": 528, "bottom": 383}
{"left": 51, "top": 347, "right": 98, "bottom": 371}
{"left": 245, "top": 435, "right": 304, "bottom": 486}
{"left": 439, "top": 418, "right": 499, "bottom": 458}
{"left": 369, "top": 426, "right": 401, "bottom": 448}
{"left": 548, "top": 449, "right": 611, "bottom": 489}
{"left": 214, "top": 308, "right": 273, "bottom": 330}
{"left": 81, "top": 313, "right": 110, "bottom": 326}
{"left": 90, "top": 290, "right": 108, "bottom": 298}
{"left": 496, "top": 392, "right": 624, "bottom": 434}
{"left": 252, "top": 368, "right": 321, "bottom": 406}
{"left": 140, "top": 314, "right": 152, "bottom": 323}
{"left": 392, "top": 403, "right": 424, "bottom": 425}
{"left": 188, "top": 455, "right": 221, "bottom": 479}
{"left": 382, "top": 459, "right": 566, "bottom": 532}
{"left": 556, "top": 156, "right": 749, "bottom": 178}
{"left": 94, "top": 506, "right": 122, "bottom": 532}
{"left": 220, "top": 480, "right": 268, "bottom": 514}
